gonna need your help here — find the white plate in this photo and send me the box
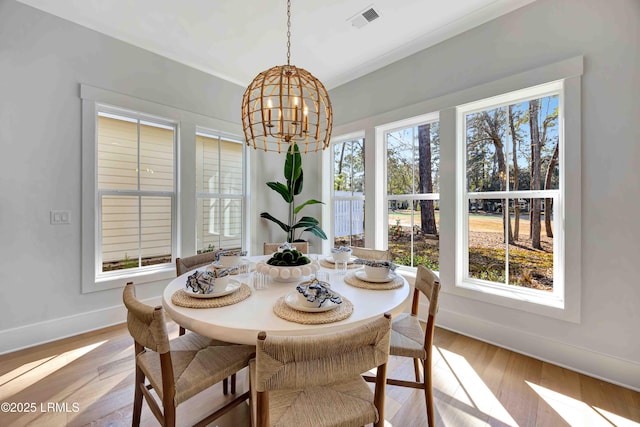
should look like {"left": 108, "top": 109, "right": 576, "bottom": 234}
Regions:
{"left": 323, "top": 256, "right": 357, "bottom": 264}
{"left": 355, "top": 270, "right": 395, "bottom": 283}
{"left": 185, "top": 280, "right": 242, "bottom": 298}
{"left": 284, "top": 292, "right": 340, "bottom": 313}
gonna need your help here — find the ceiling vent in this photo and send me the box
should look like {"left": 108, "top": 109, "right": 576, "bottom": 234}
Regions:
{"left": 349, "top": 5, "right": 380, "bottom": 29}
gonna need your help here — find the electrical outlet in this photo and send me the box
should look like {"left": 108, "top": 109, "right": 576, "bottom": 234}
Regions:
{"left": 50, "top": 210, "right": 71, "bottom": 225}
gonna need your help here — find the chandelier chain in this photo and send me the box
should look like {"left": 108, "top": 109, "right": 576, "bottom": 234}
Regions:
{"left": 286, "top": 0, "right": 291, "bottom": 65}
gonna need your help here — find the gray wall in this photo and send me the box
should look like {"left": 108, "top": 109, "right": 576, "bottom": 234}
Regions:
{"left": 0, "top": 0, "right": 318, "bottom": 344}
{"left": 0, "top": 0, "right": 246, "bottom": 331}
{"left": 330, "top": 0, "right": 640, "bottom": 388}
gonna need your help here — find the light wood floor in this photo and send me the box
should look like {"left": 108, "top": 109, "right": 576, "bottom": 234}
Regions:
{"left": 1, "top": 323, "right": 638, "bottom": 427}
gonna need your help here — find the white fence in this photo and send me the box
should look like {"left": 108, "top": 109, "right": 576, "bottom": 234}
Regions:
{"left": 334, "top": 192, "right": 364, "bottom": 238}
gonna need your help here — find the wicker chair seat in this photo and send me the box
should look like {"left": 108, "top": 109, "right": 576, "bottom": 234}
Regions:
{"left": 249, "top": 360, "right": 378, "bottom": 426}
{"left": 390, "top": 313, "right": 427, "bottom": 360}
{"left": 138, "top": 333, "right": 254, "bottom": 405}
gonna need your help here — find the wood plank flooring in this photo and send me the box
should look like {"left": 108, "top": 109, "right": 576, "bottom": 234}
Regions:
{"left": 0, "top": 323, "right": 638, "bottom": 427}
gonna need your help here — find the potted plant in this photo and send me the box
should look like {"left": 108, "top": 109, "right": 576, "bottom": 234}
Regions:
{"left": 260, "top": 143, "right": 327, "bottom": 243}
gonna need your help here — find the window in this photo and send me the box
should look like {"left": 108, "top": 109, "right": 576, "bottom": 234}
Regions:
{"left": 195, "top": 131, "right": 245, "bottom": 253}
{"left": 332, "top": 138, "right": 365, "bottom": 247}
{"left": 457, "top": 81, "right": 564, "bottom": 304}
{"left": 97, "top": 110, "right": 176, "bottom": 275}
{"left": 382, "top": 114, "right": 440, "bottom": 269}
{"left": 81, "top": 84, "right": 247, "bottom": 292}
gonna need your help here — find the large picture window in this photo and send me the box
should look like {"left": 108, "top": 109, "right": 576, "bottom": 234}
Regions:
{"left": 458, "top": 81, "right": 563, "bottom": 300}
{"left": 332, "top": 138, "right": 365, "bottom": 247}
{"left": 97, "top": 111, "right": 176, "bottom": 275}
{"left": 195, "top": 131, "right": 245, "bottom": 253}
{"left": 384, "top": 115, "right": 440, "bottom": 269}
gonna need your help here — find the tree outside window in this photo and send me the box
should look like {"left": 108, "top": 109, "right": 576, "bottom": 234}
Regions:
{"left": 462, "top": 90, "right": 560, "bottom": 291}
{"left": 385, "top": 117, "right": 440, "bottom": 269}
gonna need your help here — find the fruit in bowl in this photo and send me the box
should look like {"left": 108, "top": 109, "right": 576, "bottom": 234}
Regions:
{"left": 331, "top": 246, "right": 352, "bottom": 263}
{"left": 266, "top": 248, "right": 310, "bottom": 266}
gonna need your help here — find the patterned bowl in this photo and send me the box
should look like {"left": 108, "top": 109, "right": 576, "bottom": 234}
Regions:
{"left": 256, "top": 261, "right": 319, "bottom": 283}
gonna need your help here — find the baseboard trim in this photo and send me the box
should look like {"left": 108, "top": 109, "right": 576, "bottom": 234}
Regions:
{"left": 435, "top": 307, "right": 640, "bottom": 392}
{"left": 0, "top": 296, "right": 162, "bottom": 355}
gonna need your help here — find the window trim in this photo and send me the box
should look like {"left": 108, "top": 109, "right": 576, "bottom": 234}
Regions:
{"left": 81, "top": 84, "right": 245, "bottom": 293}
{"left": 451, "top": 78, "right": 580, "bottom": 322}
{"left": 329, "top": 56, "right": 582, "bottom": 322}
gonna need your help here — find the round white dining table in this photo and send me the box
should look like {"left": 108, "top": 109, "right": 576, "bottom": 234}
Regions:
{"left": 162, "top": 255, "right": 411, "bottom": 345}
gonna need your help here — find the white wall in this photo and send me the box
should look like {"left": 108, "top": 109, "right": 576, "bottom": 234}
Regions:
{"left": 329, "top": 0, "right": 640, "bottom": 390}
{"left": 0, "top": 0, "right": 248, "bottom": 347}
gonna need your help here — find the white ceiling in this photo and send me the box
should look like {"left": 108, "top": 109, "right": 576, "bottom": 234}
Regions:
{"left": 17, "top": 0, "right": 535, "bottom": 89}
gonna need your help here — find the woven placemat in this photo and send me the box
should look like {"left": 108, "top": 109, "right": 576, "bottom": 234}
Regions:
{"left": 171, "top": 283, "right": 251, "bottom": 308}
{"left": 273, "top": 296, "right": 354, "bottom": 325}
{"left": 319, "top": 259, "right": 361, "bottom": 270}
{"left": 344, "top": 271, "right": 404, "bottom": 290}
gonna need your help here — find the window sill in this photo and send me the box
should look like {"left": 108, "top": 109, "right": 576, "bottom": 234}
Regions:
{"left": 83, "top": 265, "right": 176, "bottom": 293}
{"left": 449, "top": 279, "right": 578, "bottom": 323}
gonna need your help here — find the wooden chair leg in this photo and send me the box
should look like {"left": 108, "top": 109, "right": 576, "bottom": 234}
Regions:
{"left": 423, "top": 359, "right": 434, "bottom": 427}
{"left": 164, "top": 402, "right": 176, "bottom": 427}
{"left": 132, "top": 365, "right": 145, "bottom": 427}
{"left": 231, "top": 373, "right": 237, "bottom": 394}
{"left": 178, "top": 326, "right": 186, "bottom": 336}
{"left": 223, "top": 377, "right": 229, "bottom": 395}
{"left": 413, "top": 358, "right": 422, "bottom": 382}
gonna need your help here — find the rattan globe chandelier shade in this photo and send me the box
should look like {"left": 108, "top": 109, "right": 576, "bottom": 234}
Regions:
{"left": 241, "top": 1, "right": 332, "bottom": 154}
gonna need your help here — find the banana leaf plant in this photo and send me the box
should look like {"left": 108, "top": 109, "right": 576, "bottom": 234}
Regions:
{"left": 260, "top": 143, "right": 327, "bottom": 243}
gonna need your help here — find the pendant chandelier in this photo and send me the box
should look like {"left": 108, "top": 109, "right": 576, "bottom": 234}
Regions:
{"left": 241, "top": 0, "right": 333, "bottom": 154}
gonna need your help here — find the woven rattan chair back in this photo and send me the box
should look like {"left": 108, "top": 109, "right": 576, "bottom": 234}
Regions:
{"left": 175, "top": 251, "right": 221, "bottom": 276}
{"left": 349, "top": 246, "right": 391, "bottom": 261}
{"left": 253, "top": 313, "right": 392, "bottom": 427}
{"left": 123, "top": 282, "right": 170, "bottom": 354}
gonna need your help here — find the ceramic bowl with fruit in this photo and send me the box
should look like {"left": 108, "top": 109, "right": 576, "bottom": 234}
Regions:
{"left": 256, "top": 248, "right": 319, "bottom": 282}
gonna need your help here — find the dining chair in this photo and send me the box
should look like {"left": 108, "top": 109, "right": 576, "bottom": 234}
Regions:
{"left": 123, "top": 282, "right": 255, "bottom": 427}
{"left": 349, "top": 246, "right": 391, "bottom": 261}
{"left": 250, "top": 313, "right": 392, "bottom": 427}
{"left": 176, "top": 250, "right": 240, "bottom": 394}
{"left": 363, "top": 265, "right": 441, "bottom": 427}
{"left": 263, "top": 241, "right": 309, "bottom": 255}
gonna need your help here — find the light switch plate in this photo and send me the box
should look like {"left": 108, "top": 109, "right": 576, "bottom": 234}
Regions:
{"left": 50, "top": 210, "right": 71, "bottom": 225}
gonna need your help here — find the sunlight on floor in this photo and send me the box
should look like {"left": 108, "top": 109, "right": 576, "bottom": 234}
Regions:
{"left": 593, "top": 406, "right": 640, "bottom": 427}
{"left": 527, "top": 382, "right": 639, "bottom": 427}
{"left": 0, "top": 340, "right": 106, "bottom": 400}
{"left": 439, "top": 347, "right": 518, "bottom": 426}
